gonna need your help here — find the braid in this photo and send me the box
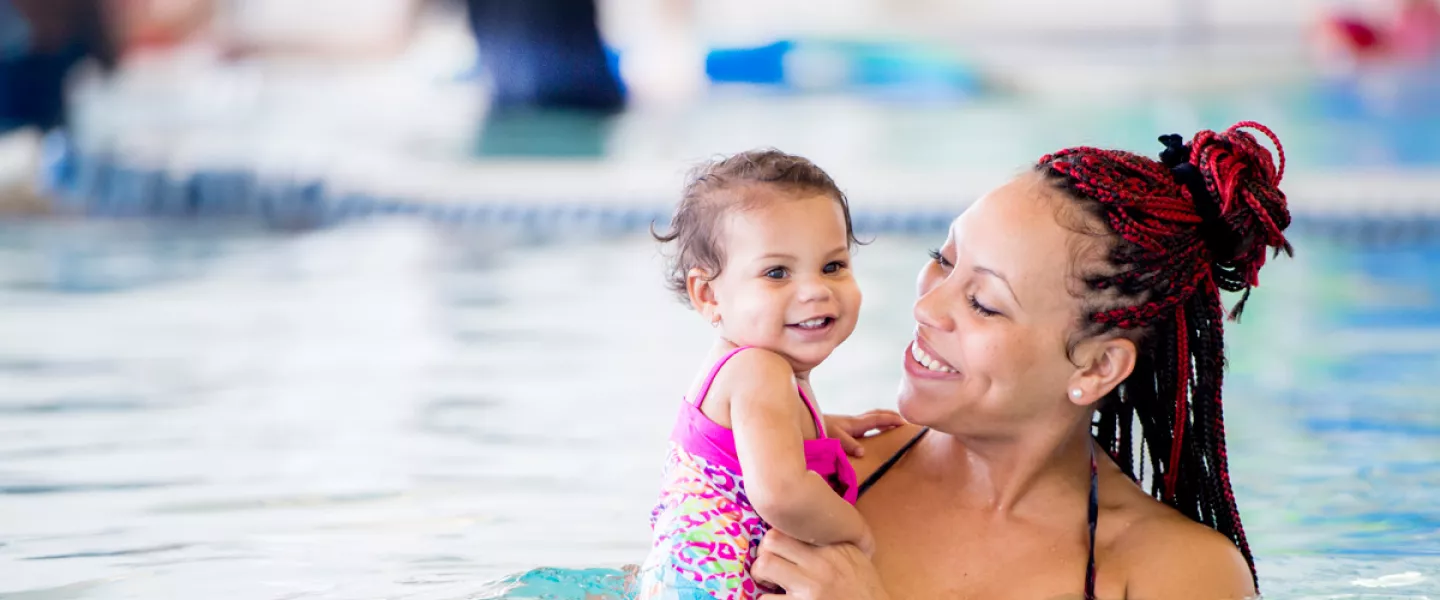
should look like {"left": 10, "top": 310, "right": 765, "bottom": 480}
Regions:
{"left": 1038, "top": 122, "right": 1293, "bottom": 589}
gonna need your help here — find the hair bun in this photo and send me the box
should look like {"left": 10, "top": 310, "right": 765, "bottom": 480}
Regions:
{"left": 1186, "top": 122, "right": 1294, "bottom": 315}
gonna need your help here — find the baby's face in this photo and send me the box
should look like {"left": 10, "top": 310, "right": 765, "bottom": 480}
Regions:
{"left": 710, "top": 191, "right": 861, "bottom": 374}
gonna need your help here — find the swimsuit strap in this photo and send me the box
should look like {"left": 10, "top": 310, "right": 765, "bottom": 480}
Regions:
{"left": 688, "top": 346, "right": 753, "bottom": 408}
{"left": 688, "top": 346, "right": 819, "bottom": 437}
{"left": 797, "top": 386, "right": 828, "bottom": 441}
{"left": 856, "top": 427, "right": 930, "bottom": 496}
{"left": 1085, "top": 442, "right": 1099, "bottom": 600}
{"left": 857, "top": 427, "right": 1101, "bottom": 599}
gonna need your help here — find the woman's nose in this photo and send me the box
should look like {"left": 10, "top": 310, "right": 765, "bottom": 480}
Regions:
{"left": 914, "top": 282, "right": 957, "bottom": 332}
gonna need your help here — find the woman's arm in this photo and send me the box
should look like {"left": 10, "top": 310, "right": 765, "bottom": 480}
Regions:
{"left": 751, "top": 529, "right": 891, "bottom": 600}
{"left": 725, "top": 349, "right": 872, "bottom": 553}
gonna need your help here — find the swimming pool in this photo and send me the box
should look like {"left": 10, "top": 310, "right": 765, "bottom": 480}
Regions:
{"left": 0, "top": 216, "right": 1435, "bottom": 599}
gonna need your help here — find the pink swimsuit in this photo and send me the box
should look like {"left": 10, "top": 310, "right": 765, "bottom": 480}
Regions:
{"left": 636, "top": 346, "right": 858, "bottom": 600}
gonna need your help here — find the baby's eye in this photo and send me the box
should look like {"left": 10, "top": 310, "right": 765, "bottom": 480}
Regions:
{"left": 823, "top": 261, "right": 847, "bottom": 274}
{"left": 764, "top": 267, "right": 788, "bottom": 279}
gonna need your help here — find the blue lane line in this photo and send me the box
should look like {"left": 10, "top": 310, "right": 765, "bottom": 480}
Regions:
{"left": 38, "top": 146, "right": 1440, "bottom": 243}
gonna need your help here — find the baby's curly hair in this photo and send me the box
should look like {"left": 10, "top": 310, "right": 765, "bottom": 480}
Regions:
{"left": 651, "top": 149, "right": 859, "bottom": 305}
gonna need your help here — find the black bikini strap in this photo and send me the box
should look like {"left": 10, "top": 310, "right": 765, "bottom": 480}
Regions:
{"left": 1085, "top": 443, "right": 1099, "bottom": 600}
{"left": 857, "top": 427, "right": 930, "bottom": 497}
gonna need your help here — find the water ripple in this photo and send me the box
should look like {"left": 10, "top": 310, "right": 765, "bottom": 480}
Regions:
{"left": 24, "top": 544, "right": 191, "bottom": 561}
{"left": 0, "top": 396, "right": 168, "bottom": 415}
{"left": 148, "top": 491, "right": 403, "bottom": 514}
{"left": 0, "top": 480, "right": 197, "bottom": 495}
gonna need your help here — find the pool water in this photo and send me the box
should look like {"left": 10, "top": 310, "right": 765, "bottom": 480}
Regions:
{"left": 0, "top": 218, "right": 1436, "bottom": 599}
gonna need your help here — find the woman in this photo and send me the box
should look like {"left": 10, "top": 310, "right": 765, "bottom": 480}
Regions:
{"left": 762, "top": 122, "right": 1292, "bottom": 599}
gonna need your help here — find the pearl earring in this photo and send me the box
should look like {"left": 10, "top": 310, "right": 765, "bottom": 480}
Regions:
{"left": 1070, "top": 389, "right": 1083, "bottom": 399}
{"left": 710, "top": 317, "right": 721, "bottom": 328}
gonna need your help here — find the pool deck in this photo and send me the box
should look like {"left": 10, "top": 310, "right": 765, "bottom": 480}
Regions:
{"left": 17, "top": 54, "right": 1440, "bottom": 233}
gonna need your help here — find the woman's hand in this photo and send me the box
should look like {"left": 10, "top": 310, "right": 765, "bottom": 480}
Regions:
{"left": 751, "top": 529, "right": 892, "bottom": 600}
{"left": 824, "top": 410, "right": 907, "bottom": 457}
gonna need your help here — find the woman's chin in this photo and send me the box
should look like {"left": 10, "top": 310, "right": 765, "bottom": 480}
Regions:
{"left": 896, "top": 385, "right": 944, "bottom": 428}
{"left": 899, "top": 375, "right": 988, "bottom": 429}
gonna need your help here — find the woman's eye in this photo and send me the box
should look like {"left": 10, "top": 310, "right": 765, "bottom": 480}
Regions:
{"left": 928, "top": 248, "right": 953, "bottom": 268}
{"left": 765, "top": 267, "right": 788, "bottom": 279}
{"left": 968, "top": 295, "right": 1000, "bottom": 317}
{"left": 823, "top": 261, "right": 847, "bottom": 274}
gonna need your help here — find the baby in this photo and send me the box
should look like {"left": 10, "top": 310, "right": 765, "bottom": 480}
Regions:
{"left": 637, "top": 149, "right": 877, "bottom": 599}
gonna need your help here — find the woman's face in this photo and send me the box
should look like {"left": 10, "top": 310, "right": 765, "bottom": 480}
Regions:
{"left": 898, "top": 175, "right": 1095, "bottom": 435}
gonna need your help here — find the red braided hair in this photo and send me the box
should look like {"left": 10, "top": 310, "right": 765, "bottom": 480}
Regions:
{"left": 1036, "top": 121, "right": 1293, "bottom": 588}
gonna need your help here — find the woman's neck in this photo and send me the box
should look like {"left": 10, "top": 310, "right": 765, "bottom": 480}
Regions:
{"left": 926, "top": 413, "right": 1097, "bottom": 515}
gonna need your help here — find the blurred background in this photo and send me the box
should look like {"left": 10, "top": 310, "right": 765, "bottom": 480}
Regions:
{"left": 0, "top": 0, "right": 1438, "bottom": 598}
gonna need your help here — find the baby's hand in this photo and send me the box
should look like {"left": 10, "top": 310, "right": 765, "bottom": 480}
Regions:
{"left": 824, "top": 410, "right": 908, "bottom": 458}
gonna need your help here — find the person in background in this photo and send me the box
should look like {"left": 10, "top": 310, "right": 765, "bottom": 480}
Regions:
{"left": 463, "top": 0, "right": 624, "bottom": 112}
{"left": 1393, "top": 0, "right": 1440, "bottom": 62}
{"left": 463, "top": 0, "right": 626, "bottom": 158}
{"left": 0, "top": 0, "right": 117, "bottom": 215}
{"left": 1315, "top": 0, "right": 1440, "bottom": 67}
{"left": 0, "top": 0, "right": 115, "bottom": 132}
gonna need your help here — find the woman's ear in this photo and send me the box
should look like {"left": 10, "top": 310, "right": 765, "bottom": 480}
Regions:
{"left": 1066, "top": 336, "right": 1137, "bottom": 406}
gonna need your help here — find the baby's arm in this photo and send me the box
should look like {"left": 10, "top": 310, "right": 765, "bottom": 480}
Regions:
{"left": 723, "top": 349, "right": 873, "bottom": 554}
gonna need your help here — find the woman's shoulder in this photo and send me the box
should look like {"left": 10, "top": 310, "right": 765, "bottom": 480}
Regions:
{"left": 1097, "top": 477, "right": 1257, "bottom": 599}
